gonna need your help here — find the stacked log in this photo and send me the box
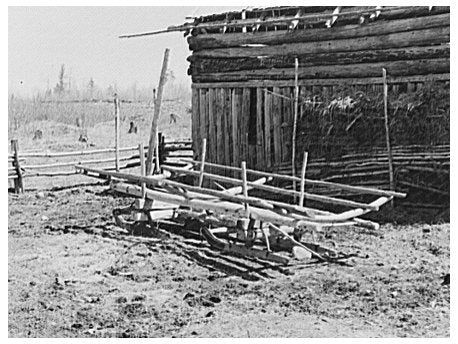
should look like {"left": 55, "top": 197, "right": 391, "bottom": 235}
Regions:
{"left": 187, "top": 7, "right": 450, "bottom": 83}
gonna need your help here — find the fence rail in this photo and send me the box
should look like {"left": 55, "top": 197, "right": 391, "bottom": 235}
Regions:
{"left": 8, "top": 134, "right": 192, "bottom": 193}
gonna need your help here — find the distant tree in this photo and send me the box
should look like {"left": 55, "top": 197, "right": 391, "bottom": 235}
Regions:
{"left": 87, "top": 78, "right": 95, "bottom": 100}
{"left": 54, "top": 64, "right": 66, "bottom": 96}
{"left": 106, "top": 85, "right": 115, "bottom": 98}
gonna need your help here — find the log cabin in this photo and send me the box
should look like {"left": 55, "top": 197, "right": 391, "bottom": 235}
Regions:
{"left": 184, "top": 6, "right": 449, "bottom": 204}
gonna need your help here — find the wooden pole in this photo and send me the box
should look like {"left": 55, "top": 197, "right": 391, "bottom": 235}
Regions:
{"left": 382, "top": 68, "right": 395, "bottom": 206}
{"left": 11, "top": 139, "right": 24, "bottom": 193}
{"left": 119, "top": 6, "right": 429, "bottom": 39}
{"left": 146, "top": 49, "right": 170, "bottom": 175}
{"left": 198, "top": 138, "right": 207, "bottom": 187}
{"left": 139, "top": 143, "right": 146, "bottom": 199}
{"left": 162, "top": 165, "right": 379, "bottom": 210}
{"left": 114, "top": 94, "right": 120, "bottom": 172}
{"left": 241, "top": 161, "right": 250, "bottom": 216}
{"left": 182, "top": 158, "right": 406, "bottom": 198}
{"left": 299, "top": 151, "right": 308, "bottom": 207}
{"left": 155, "top": 132, "right": 162, "bottom": 173}
{"left": 292, "top": 58, "right": 299, "bottom": 197}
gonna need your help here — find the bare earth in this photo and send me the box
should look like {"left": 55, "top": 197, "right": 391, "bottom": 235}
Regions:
{"left": 8, "top": 185, "right": 450, "bottom": 337}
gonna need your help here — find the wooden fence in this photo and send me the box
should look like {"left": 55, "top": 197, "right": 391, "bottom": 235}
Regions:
{"left": 8, "top": 134, "right": 192, "bottom": 193}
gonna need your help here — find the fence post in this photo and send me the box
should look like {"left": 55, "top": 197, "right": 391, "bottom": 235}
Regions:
{"left": 198, "top": 138, "right": 207, "bottom": 187}
{"left": 139, "top": 143, "right": 146, "bottom": 199}
{"left": 155, "top": 132, "right": 162, "bottom": 174}
{"left": 299, "top": 151, "right": 308, "bottom": 208}
{"left": 11, "top": 139, "right": 24, "bottom": 193}
{"left": 292, "top": 57, "right": 299, "bottom": 201}
{"left": 114, "top": 94, "right": 120, "bottom": 172}
{"left": 146, "top": 48, "right": 170, "bottom": 175}
{"left": 382, "top": 68, "right": 395, "bottom": 207}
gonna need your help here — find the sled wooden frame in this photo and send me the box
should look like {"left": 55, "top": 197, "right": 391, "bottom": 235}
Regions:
{"left": 76, "top": 160, "right": 405, "bottom": 264}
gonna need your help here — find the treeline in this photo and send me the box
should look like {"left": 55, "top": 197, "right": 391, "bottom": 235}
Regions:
{"left": 11, "top": 64, "right": 192, "bottom": 104}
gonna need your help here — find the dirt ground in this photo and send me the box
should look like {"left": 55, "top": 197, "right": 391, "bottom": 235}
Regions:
{"left": 8, "top": 183, "right": 450, "bottom": 337}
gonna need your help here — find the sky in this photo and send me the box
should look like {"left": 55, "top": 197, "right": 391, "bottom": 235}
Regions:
{"left": 8, "top": 6, "right": 245, "bottom": 97}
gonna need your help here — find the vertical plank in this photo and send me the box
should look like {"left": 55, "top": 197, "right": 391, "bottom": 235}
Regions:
{"left": 214, "top": 88, "right": 221, "bottom": 165}
{"left": 272, "top": 86, "right": 281, "bottom": 167}
{"left": 208, "top": 88, "right": 216, "bottom": 170}
{"left": 256, "top": 87, "right": 264, "bottom": 170}
{"left": 231, "top": 88, "right": 239, "bottom": 168}
{"left": 192, "top": 88, "right": 200, "bottom": 161}
{"left": 264, "top": 89, "right": 272, "bottom": 169}
{"left": 224, "top": 88, "right": 231, "bottom": 169}
{"left": 241, "top": 88, "right": 250, "bottom": 165}
{"left": 279, "top": 87, "right": 286, "bottom": 163}
{"left": 285, "top": 86, "right": 293, "bottom": 162}
{"left": 218, "top": 88, "right": 225, "bottom": 166}
{"left": 236, "top": 88, "right": 242, "bottom": 171}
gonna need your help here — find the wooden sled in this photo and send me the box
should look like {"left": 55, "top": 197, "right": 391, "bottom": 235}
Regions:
{"left": 76, "top": 159, "right": 406, "bottom": 265}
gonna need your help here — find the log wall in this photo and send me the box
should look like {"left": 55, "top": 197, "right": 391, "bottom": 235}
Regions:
{"left": 189, "top": 7, "right": 450, "bottom": 178}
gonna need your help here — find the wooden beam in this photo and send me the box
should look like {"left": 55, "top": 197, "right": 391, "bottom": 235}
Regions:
{"left": 112, "top": 182, "right": 376, "bottom": 230}
{"left": 181, "top": 158, "right": 406, "bottom": 198}
{"left": 191, "top": 73, "right": 450, "bottom": 88}
{"left": 76, "top": 165, "right": 167, "bottom": 186}
{"left": 146, "top": 49, "right": 170, "bottom": 175}
{"left": 191, "top": 26, "right": 449, "bottom": 59}
{"left": 192, "top": 58, "right": 450, "bottom": 83}
{"left": 162, "top": 165, "right": 380, "bottom": 210}
{"left": 397, "top": 181, "right": 448, "bottom": 196}
{"left": 17, "top": 145, "right": 148, "bottom": 158}
{"left": 120, "top": 6, "right": 447, "bottom": 39}
{"left": 22, "top": 153, "right": 139, "bottom": 170}
{"left": 188, "top": 45, "right": 450, "bottom": 75}
{"left": 188, "top": 12, "right": 450, "bottom": 50}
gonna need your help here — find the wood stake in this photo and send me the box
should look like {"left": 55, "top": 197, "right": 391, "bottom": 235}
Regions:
{"left": 11, "top": 139, "right": 24, "bottom": 193}
{"left": 114, "top": 94, "right": 120, "bottom": 172}
{"left": 139, "top": 143, "right": 146, "bottom": 199}
{"left": 155, "top": 131, "right": 161, "bottom": 173}
{"left": 292, "top": 58, "right": 299, "bottom": 198}
{"left": 299, "top": 151, "right": 308, "bottom": 207}
{"left": 146, "top": 49, "right": 170, "bottom": 175}
{"left": 198, "top": 138, "right": 207, "bottom": 187}
{"left": 241, "top": 161, "right": 250, "bottom": 216}
{"left": 382, "top": 68, "right": 395, "bottom": 206}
